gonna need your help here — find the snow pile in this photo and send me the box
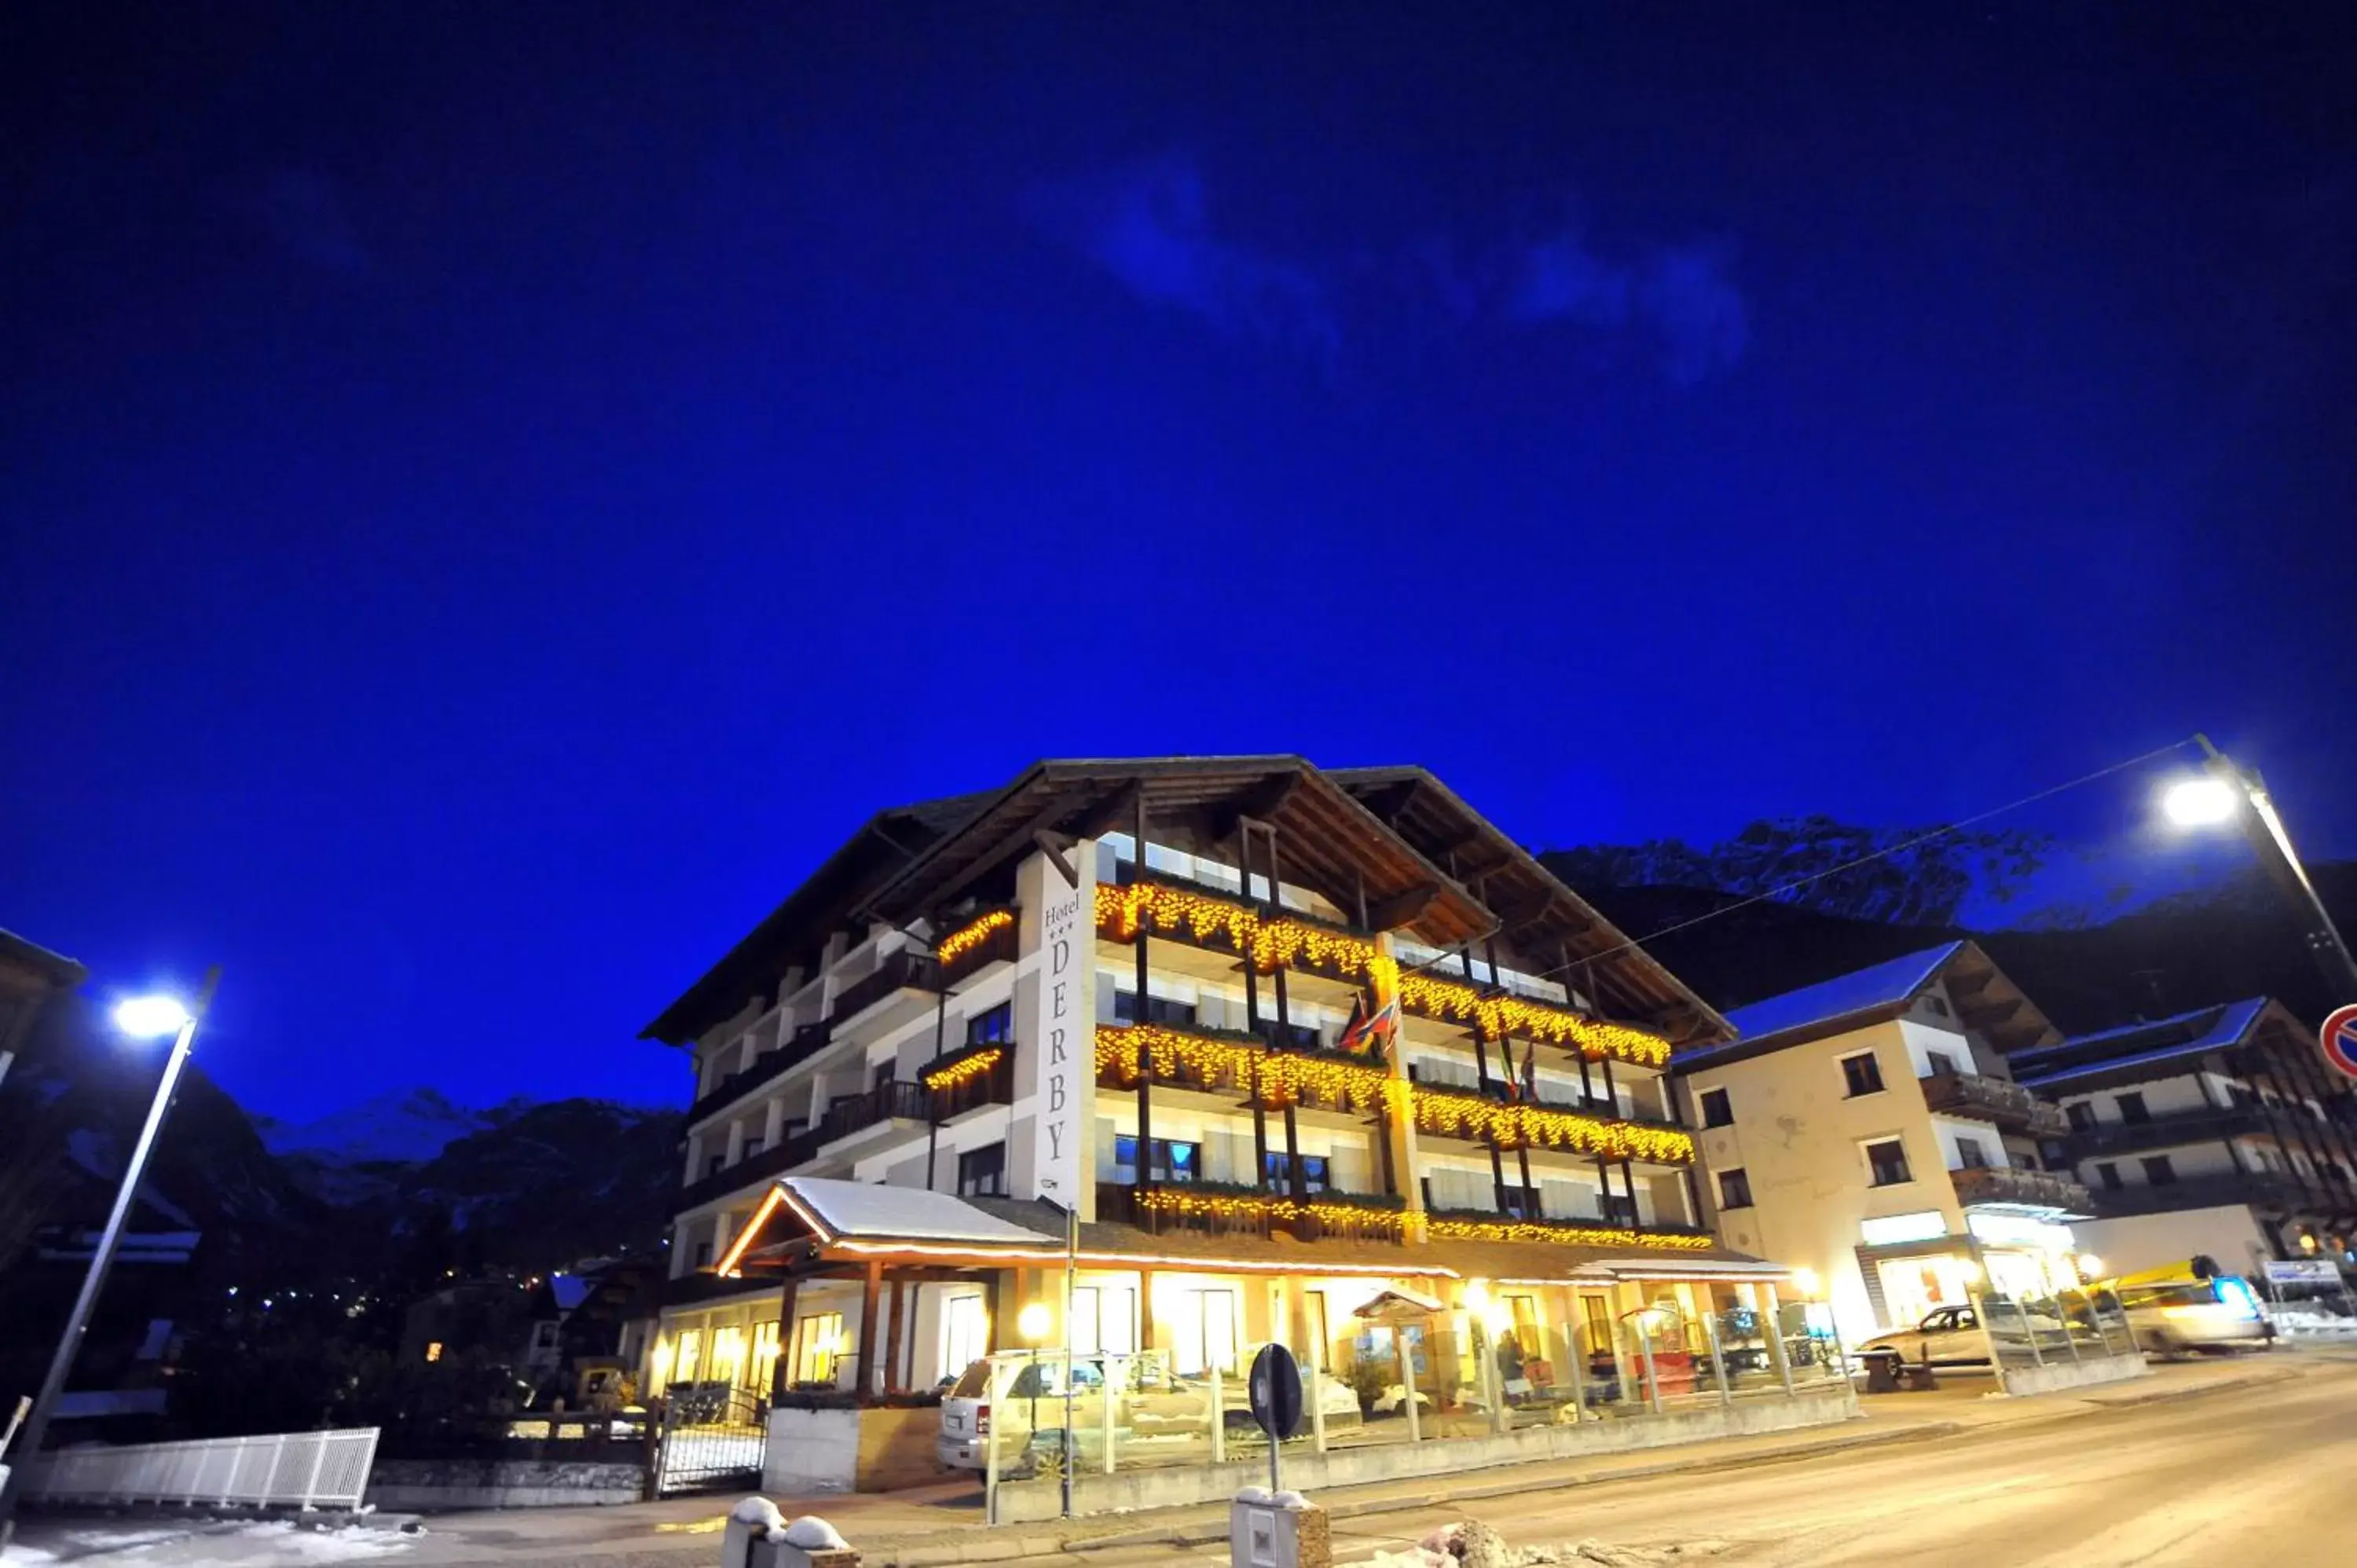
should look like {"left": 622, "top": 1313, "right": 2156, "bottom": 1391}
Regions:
{"left": 1358, "top": 1522, "right": 1732, "bottom": 1568}
{"left": 2, "top": 1519, "right": 418, "bottom": 1566}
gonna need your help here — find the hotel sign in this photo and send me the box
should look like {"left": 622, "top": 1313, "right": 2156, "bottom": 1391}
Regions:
{"left": 1025, "top": 850, "right": 1094, "bottom": 1207}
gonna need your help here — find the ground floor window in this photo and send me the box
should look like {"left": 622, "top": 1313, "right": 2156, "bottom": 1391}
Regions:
{"left": 673, "top": 1328, "right": 704, "bottom": 1385}
{"left": 1070, "top": 1284, "right": 1138, "bottom": 1354}
{"left": 709, "top": 1325, "right": 745, "bottom": 1387}
{"left": 750, "top": 1320, "right": 781, "bottom": 1393}
{"left": 942, "top": 1293, "right": 988, "bottom": 1375}
{"left": 1876, "top": 1254, "right": 1975, "bottom": 1327}
{"left": 1165, "top": 1287, "right": 1239, "bottom": 1375}
{"left": 790, "top": 1310, "right": 845, "bottom": 1386}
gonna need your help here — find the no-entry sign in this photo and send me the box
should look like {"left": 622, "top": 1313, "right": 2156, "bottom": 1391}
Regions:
{"left": 2322, "top": 1004, "right": 2357, "bottom": 1083}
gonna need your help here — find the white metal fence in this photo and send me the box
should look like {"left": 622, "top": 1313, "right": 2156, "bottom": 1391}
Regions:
{"left": 24, "top": 1427, "right": 382, "bottom": 1511}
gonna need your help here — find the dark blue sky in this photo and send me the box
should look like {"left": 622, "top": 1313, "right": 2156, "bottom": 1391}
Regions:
{"left": 4, "top": 3, "right": 2352, "bottom": 1120}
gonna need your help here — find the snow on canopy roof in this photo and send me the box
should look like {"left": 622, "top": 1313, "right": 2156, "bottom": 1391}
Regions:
{"left": 780, "top": 1176, "right": 1049, "bottom": 1245}
{"left": 1685, "top": 943, "right": 1966, "bottom": 1061}
{"left": 2013, "top": 998, "right": 2271, "bottom": 1088}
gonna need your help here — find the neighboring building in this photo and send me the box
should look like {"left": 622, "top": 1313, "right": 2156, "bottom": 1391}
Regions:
{"left": 1673, "top": 942, "right": 2091, "bottom": 1346}
{"left": 640, "top": 757, "right": 1791, "bottom": 1430}
{"left": 0, "top": 927, "right": 86, "bottom": 1092}
{"left": 2011, "top": 998, "right": 2357, "bottom": 1279}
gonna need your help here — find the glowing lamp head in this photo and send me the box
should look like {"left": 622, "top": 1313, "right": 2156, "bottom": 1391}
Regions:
{"left": 2076, "top": 1254, "right": 2105, "bottom": 1280}
{"left": 2161, "top": 775, "right": 2238, "bottom": 829}
{"left": 2300, "top": 1233, "right": 2320, "bottom": 1255}
{"left": 1789, "top": 1267, "right": 1821, "bottom": 1300}
{"left": 114, "top": 995, "right": 192, "bottom": 1039}
{"left": 1017, "top": 1302, "right": 1053, "bottom": 1344}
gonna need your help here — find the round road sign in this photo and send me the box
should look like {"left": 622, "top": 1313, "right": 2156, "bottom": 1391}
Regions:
{"left": 1248, "top": 1343, "right": 1303, "bottom": 1441}
{"left": 2322, "top": 1005, "right": 2357, "bottom": 1083}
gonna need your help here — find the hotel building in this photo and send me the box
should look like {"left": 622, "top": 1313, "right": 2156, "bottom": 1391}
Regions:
{"left": 638, "top": 758, "right": 1819, "bottom": 1465}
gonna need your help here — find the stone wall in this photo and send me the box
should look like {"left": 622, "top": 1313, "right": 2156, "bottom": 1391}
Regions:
{"left": 1997, "top": 1353, "right": 2150, "bottom": 1398}
{"left": 364, "top": 1458, "right": 644, "bottom": 1511}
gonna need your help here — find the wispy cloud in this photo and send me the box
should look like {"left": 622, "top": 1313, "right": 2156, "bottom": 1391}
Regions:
{"left": 1035, "top": 155, "right": 1748, "bottom": 385}
{"left": 1030, "top": 156, "right": 1337, "bottom": 368}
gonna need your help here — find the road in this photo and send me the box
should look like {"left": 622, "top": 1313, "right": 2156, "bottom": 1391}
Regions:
{"left": 1080, "top": 1357, "right": 2357, "bottom": 1568}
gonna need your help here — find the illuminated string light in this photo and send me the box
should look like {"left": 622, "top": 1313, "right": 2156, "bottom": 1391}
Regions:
{"left": 1094, "top": 1023, "right": 1689, "bottom": 1162}
{"left": 1094, "top": 881, "right": 1669, "bottom": 1068}
{"left": 1133, "top": 1185, "right": 1408, "bottom": 1236}
{"left": 920, "top": 1045, "right": 1005, "bottom": 1092}
{"left": 1424, "top": 1215, "right": 1716, "bottom": 1251}
{"left": 936, "top": 908, "right": 1016, "bottom": 965}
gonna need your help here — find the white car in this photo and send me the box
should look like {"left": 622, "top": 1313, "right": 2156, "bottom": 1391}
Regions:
{"left": 1859, "top": 1305, "right": 1999, "bottom": 1370}
{"left": 2112, "top": 1277, "right": 2272, "bottom": 1355}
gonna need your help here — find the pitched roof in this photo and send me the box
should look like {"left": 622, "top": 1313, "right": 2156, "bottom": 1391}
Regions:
{"left": 781, "top": 1177, "right": 1050, "bottom": 1245}
{"left": 1673, "top": 942, "right": 1964, "bottom": 1068}
{"left": 1329, "top": 766, "right": 1732, "bottom": 1046}
{"left": 2012, "top": 997, "right": 2275, "bottom": 1089}
{"left": 0, "top": 928, "right": 86, "bottom": 988}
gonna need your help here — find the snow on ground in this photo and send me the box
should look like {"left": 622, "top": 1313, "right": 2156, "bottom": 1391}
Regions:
{"left": 3, "top": 1519, "right": 417, "bottom": 1566}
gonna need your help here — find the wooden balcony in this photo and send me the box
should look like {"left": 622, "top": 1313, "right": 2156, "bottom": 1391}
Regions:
{"left": 1919, "top": 1071, "right": 2069, "bottom": 1138}
{"left": 1948, "top": 1163, "right": 2095, "bottom": 1213}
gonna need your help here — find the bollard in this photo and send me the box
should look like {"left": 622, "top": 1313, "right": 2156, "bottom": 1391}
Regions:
{"left": 720, "top": 1502, "right": 860, "bottom": 1568}
{"left": 1230, "top": 1486, "right": 1329, "bottom": 1568}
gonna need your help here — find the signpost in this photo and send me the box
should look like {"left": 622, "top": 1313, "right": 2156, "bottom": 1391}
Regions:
{"left": 2321, "top": 1005, "right": 2357, "bottom": 1083}
{"left": 2263, "top": 1258, "right": 2342, "bottom": 1287}
{"left": 1247, "top": 1343, "right": 1303, "bottom": 1496}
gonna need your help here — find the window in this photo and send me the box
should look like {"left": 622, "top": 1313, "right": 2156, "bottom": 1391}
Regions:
{"left": 742, "top": 1137, "right": 764, "bottom": 1158}
{"left": 1499, "top": 1185, "right": 1539, "bottom": 1218}
{"left": 1699, "top": 1087, "right": 1734, "bottom": 1128}
{"left": 1263, "top": 1150, "right": 1330, "bottom": 1192}
{"left": 957, "top": 1142, "right": 1007, "bottom": 1197}
{"left": 1953, "top": 1138, "right": 1990, "bottom": 1171}
{"left": 424, "top": 1341, "right": 444, "bottom": 1364}
{"left": 790, "top": 1312, "right": 844, "bottom": 1385}
{"left": 1717, "top": 1167, "right": 1754, "bottom": 1209}
{"left": 693, "top": 1241, "right": 713, "bottom": 1268}
{"left": 1112, "top": 991, "right": 1196, "bottom": 1027}
{"left": 1257, "top": 1019, "right": 1321, "bottom": 1052}
{"left": 706, "top": 1155, "right": 726, "bottom": 1178}
{"left": 1841, "top": 1052, "right": 1886, "bottom": 1097}
{"left": 2116, "top": 1091, "right": 2150, "bottom": 1125}
{"left": 1865, "top": 1138, "right": 1912, "bottom": 1187}
{"left": 2095, "top": 1160, "right": 2122, "bottom": 1190}
{"left": 2141, "top": 1154, "right": 2178, "bottom": 1185}
{"left": 750, "top": 1321, "right": 781, "bottom": 1390}
{"left": 1925, "top": 1050, "right": 1961, "bottom": 1078}
{"left": 1923, "top": 994, "right": 1952, "bottom": 1019}
{"left": 942, "top": 1295, "right": 988, "bottom": 1375}
{"left": 966, "top": 1002, "right": 1014, "bottom": 1046}
{"left": 1113, "top": 1134, "right": 1200, "bottom": 1184}
{"left": 2066, "top": 1101, "right": 2097, "bottom": 1132}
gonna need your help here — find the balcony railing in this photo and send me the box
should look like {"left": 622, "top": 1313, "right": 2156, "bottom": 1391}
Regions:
{"left": 687, "top": 1019, "right": 833, "bottom": 1127}
{"left": 674, "top": 1079, "right": 929, "bottom": 1214}
{"left": 2058, "top": 1105, "right": 2272, "bottom": 1160}
{"left": 1094, "top": 1181, "right": 1406, "bottom": 1243}
{"left": 923, "top": 1046, "right": 1017, "bottom": 1122}
{"left": 1920, "top": 1072, "right": 2069, "bottom": 1138}
{"left": 1949, "top": 1163, "right": 2095, "bottom": 1213}
{"left": 2088, "top": 1169, "right": 2355, "bottom": 1219}
{"left": 827, "top": 947, "right": 943, "bottom": 1028}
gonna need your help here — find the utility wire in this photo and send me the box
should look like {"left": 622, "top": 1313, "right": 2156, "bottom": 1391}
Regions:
{"left": 1541, "top": 735, "right": 2203, "bottom": 983}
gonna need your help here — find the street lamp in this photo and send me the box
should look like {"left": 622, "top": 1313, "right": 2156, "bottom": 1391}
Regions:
{"left": 0, "top": 970, "right": 218, "bottom": 1544}
{"left": 2163, "top": 736, "right": 2357, "bottom": 1003}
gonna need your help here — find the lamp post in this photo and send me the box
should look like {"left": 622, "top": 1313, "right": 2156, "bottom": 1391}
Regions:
{"left": 0, "top": 971, "right": 219, "bottom": 1544}
{"left": 2163, "top": 736, "right": 2357, "bottom": 1004}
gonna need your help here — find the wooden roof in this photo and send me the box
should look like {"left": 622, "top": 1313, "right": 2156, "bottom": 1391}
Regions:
{"left": 1331, "top": 767, "right": 1732, "bottom": 1046}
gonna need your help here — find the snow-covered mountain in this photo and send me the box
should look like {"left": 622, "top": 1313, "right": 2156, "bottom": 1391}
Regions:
{"left": 254, "top": 1086, "right": 521, "bottom": 1165}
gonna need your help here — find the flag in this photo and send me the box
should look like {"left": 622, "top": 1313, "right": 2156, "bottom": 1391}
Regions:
{"left": 1337, "top": 992, "right": 1398, "bottom": 1057}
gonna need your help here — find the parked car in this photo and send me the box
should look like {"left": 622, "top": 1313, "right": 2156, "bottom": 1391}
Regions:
{"left": 937, "top": 1349, "right": 1358, "bottom": 1474}
{"left": 2109, "top": 1276, "right": 2271, "bottom": 1356}
{"left": 1858, "top": 1305, "right": 2002, "bottom": 1369}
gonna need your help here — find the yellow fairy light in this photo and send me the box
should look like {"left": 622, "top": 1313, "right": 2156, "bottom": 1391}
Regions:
{"left": 937, "top": 908, "right": 1015, "bottom": 965}
{"left": 920, "top": 1045, "right": 1005, "bottom": 1092}
{"left": 1095, "top": 1024, "right": 1688, "bottom": 1163}
{"left": 1409, "top": 1085, "right": 1695, "bottom": 1164}
{"left": 1424, "top": 1215, "right": 1714, "bottom": 1251}
{"left": 1094, "top": 881, "right": 1669, "bottom": 1068}
{"left": 1132, "top": 1186, "right": 1407, "bottom": 1236}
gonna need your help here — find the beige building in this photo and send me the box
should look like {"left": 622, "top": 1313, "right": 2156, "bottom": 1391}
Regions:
{"left": 1674, "top": 942, "right": 2091, "bottom": 1346}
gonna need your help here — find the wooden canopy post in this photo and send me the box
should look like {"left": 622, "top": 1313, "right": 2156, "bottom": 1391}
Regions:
{"left": 771, "top": 1275, "right": 802, "bottom": 1401}
{"left": 856, "top": 1258, "right": 884, "bottom": 1396}
{"left": 884, "top": 1277, "right": 908, "bottom": 1394}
